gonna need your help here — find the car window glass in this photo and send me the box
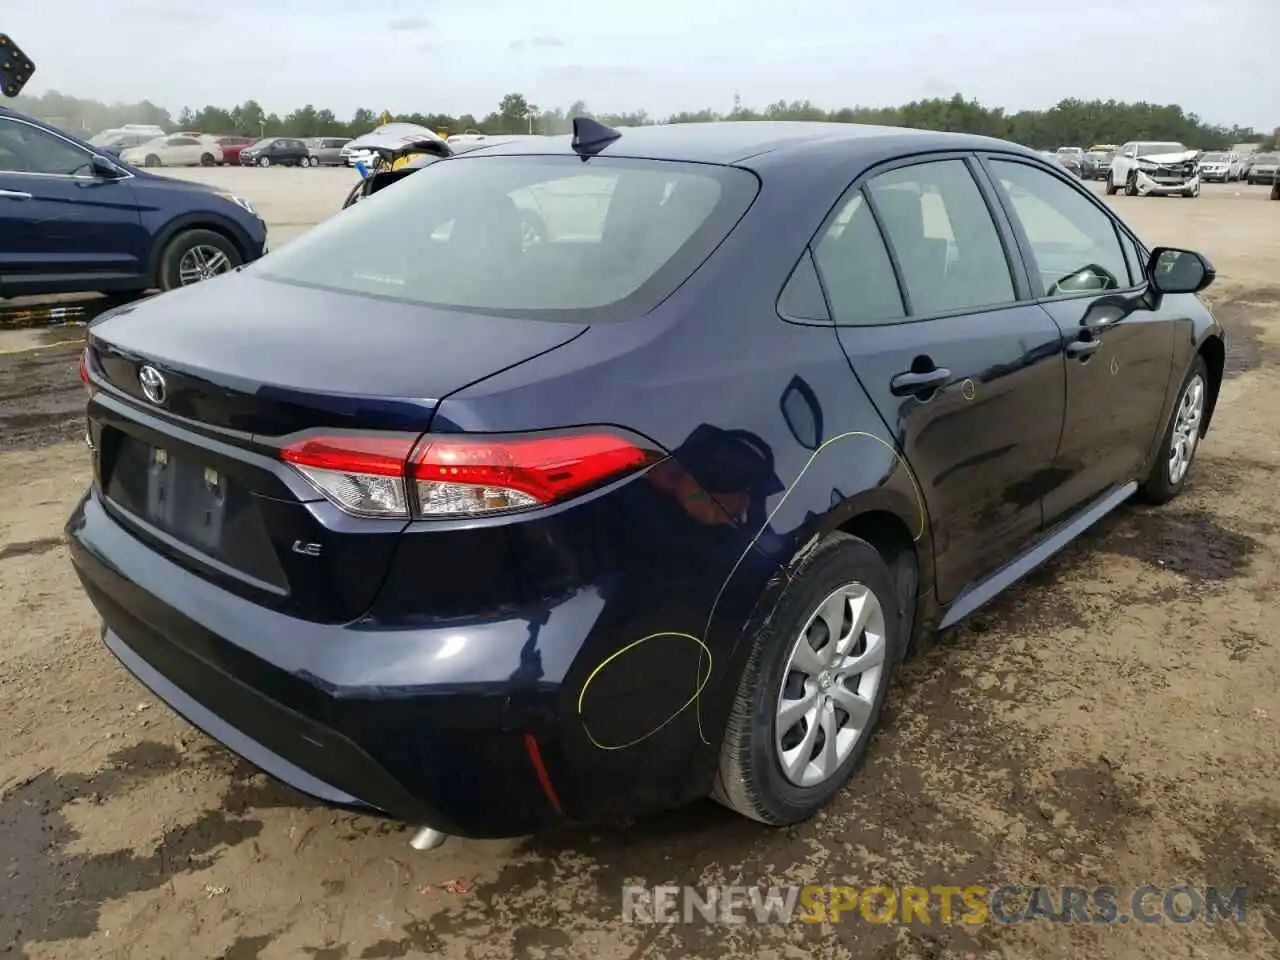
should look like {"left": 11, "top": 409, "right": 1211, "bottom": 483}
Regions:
{"left": 812, "top": 190, "right": 905, "bottom": 324}
{"left": 1117, "top": 230, "right": 1145, "bottom": 286}
{"left": 989, "top": 159, "right": 1130, "bottom": 295}
{"left": 866, "top": 159, "right": 1015, "bottom": 315}
{"left": 0, "top": 119, "right": 92, "bottom": 175}
{"left": 779, "top": 249, "right": 831, "bottom": 322}
{"left": 255, "top": 155, "right": 758, "bottom": 321}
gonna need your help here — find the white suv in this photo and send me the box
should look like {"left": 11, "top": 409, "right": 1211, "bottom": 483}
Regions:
{"left": 1107, "top": 141, "right": 1201, "bottom": 198}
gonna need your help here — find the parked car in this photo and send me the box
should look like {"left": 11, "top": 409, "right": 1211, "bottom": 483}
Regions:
{"left": 1197, "top": 152, "right": 1236, "bottom": 183}
{"left": 215, "top": 135, "right": 256, "bottom": 166}
{"left": 89, "top": 130, "right": 163, "bottom": 158}
{"left": 307, "top": 137, "right": 352, "bottom": 166}
{"left": 1082, "top": 150, "right": 1113, "bottom": 180}
{"left": 240, "top": 137, "right": 311, "bottom": 167}
{"left": 343, "top": 123, "right": 445, "bottom": 167}
{"left": 1106, "top": 141, "right": 1200, "bottom": 197}
{"left": 119, "top": 134, "right": 224, "bottom": 168}
{"left": 1246, "top": 153, "right": 1279, "bottom": 185}
{"left": 0, "top": 106, "right": 266, "bottom": 298}
{"left": 67, "top": 120, "right": 1225, "bottom": 849}
{"left": 1040, "top": 150, "right": 1081, "bottom": 178}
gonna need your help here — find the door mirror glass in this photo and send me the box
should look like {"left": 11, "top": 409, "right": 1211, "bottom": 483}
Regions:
{"left": 1148, "top": 247, "right": 1215, "bottom": 295}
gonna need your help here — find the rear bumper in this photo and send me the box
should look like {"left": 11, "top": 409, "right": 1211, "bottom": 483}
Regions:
{"left": 67, "top": 490, "right": 579, "bottom": 838}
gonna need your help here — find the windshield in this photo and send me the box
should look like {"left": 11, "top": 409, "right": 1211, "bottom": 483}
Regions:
{"left": 1136, "top": 142, "right": 1188, "bottom": 156}
{"left": 1254, "top": 154, "right": 1280, "bottom": 164}
{"left": 255, "top": 154, "right": 759, "bottom": 322}
{"left": 89, "top": 131, "right": 121, "bottom": 146}
{"left": 1201, "top": 153, "right": 1226, "bottom": 162}
{"left": 1056, "top": 147, "right": 1081, "bottom": 154}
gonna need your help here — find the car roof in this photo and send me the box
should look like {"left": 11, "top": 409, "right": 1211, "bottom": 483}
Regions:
{"left": 460, "top": 121, "right": 1036, "bottom": 167}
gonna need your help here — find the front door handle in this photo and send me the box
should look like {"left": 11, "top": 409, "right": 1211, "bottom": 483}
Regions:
{"left": 890, "top": 367, "right": 951, "bottom": 396}
{"left": 1066, "top": 338, "right": 1101, "bottom": 359}
{"left": 0, "top": 189, "right": 32, "bottom": 200}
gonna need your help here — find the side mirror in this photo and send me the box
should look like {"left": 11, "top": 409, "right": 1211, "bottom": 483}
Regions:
{"left": 1148, "top": 247, "right": 1215, "bottom": 295}
{"left": 89, "top": 155, "right": 122, "bottom": 179}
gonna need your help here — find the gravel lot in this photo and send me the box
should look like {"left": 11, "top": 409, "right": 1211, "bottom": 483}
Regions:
{"left": 1, "top": 170, "right": 1278, "bottom": 960}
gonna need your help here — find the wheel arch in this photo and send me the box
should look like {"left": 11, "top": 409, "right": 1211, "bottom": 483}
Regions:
{"left": 1198, "top": 333, "right": 1226, "bottom": 435}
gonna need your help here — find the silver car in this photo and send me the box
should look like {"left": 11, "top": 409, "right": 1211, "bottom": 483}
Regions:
{"left": 1246, "top": 153, "right": 1279, "bottom": 186}
{"left": 307, "top": 137, "right": 352, "bottom": 166}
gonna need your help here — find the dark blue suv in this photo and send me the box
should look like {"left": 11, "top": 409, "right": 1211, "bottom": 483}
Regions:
{"left": 0, "top": 107, "right": 267, "bottom": 299}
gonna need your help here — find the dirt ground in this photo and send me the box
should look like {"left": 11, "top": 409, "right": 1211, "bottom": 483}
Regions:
{"left": 1, "top": 179, "right": 1278, "bottom": 960}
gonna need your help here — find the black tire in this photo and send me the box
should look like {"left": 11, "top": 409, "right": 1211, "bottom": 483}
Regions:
{"left": 259, "top": 156, "right": 271, "bottom": 168}
{"left": 1271, "top": 181, "right": 1280, "bottom": 201}
{"left": 1138, "top": 354, "right": 1209, "bottom": 505}
{"left": 145, "top": 154, "right": 161, "bottom": 168}
{"left": 156, "top": 229, "right": 243, "bottom": 292}
{"left": 1124, "top": 171, "right": 1139, "bottom": 197}
{"left": 200, "top": 153, "right": 216, "bottom": 167}
{"left": 713, "top": 532, "right": 902, "bottom": 825}
{"left": 1104, "top": 172, "right": 1118, "bottom": 196}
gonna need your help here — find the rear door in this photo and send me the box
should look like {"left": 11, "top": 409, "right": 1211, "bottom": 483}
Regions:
{"left": 823, "top": 154, "right": 1067, "bottom": 603}
{"left": 979, "top": 154, "right": 1175, "bottom": 525}
{"left": 165, "top": 136, "right": 201, "bottom": 165}
{"left": 0, "top": 115, "right": 147, "bottom": 292}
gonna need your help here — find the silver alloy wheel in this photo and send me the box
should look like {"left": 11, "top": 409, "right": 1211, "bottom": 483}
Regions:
{"left": 259, "top": 156, "right": 270, "bottom": 167}
{"left": 1168, "top": 373, "right": 1205, "bottom": 485}
{"left": 177, "top": 245, "right": 233, "bottom": 286}
{"left": 775, "top": 581, "right": 887, "bottom": 788}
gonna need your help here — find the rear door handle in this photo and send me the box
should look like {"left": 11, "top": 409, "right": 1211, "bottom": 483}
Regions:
{"left": 1066, "top": 338, "right": 1101, "bottom": 358}
{"left": 0, "top": 189, "right": 32, "bottom": 200}
{"left": 890, "top": 367, "right": 951, "bottom": 396}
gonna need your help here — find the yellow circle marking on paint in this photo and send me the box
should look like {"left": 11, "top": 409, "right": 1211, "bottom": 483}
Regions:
{"left": 577, "top": 631, "right": 713, "bottom": 751}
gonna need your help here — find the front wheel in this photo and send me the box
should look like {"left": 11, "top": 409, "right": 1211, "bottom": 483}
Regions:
{"left": 1104, "top": 173, "right": 1119, "bottom": 196}
{"left": 145, "top": 154, "right": 161, "bottom": 168}
{"left": 713, "top": 532, "right": 901, "bottom": 826}
{"left": 1138, "top": 355, "right": 1208, "bottom": 505}
{"left": 258, "top": 156, "right": 271, "bottom": 168}
{"left": 1124, "top": 171, "right": 1139, "bottom": 197}
{"left": 157, "top": 229, "right": 243, "bottom": 291}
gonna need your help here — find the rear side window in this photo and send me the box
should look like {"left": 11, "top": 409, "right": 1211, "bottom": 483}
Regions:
{"left": 256, "top": 155, "right": 759, "bottom": 321}
{"left": 812, "top": 191, "right": 905, "bottom": 324}
{"left": 866, "top": 159, "right": 1015, "bottom": 315}
{"left": 989, "top": 159, "right": 1131, "bottom": 294}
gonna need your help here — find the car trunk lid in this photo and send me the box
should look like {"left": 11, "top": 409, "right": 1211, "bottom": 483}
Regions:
{"left": 85, "top": 273, "right": 587, "bottom": 622}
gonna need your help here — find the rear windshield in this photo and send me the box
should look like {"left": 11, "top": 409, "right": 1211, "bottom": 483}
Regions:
{"left": 254, "top": 154, "right": 759, "bottom": 321}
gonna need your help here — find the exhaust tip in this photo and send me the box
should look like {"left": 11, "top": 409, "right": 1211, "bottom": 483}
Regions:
{"left": 408, "top": 827, "right": 448, "bottom": 851}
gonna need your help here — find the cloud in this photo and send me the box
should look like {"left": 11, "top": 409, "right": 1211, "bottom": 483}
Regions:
{"left": 387, "top": 16, "right": 431, "bottom": 32}
{"left": 119, "top": 5, "right": 217, "bottom": 24}
{"left": 510, "top": 36, "right": 565, "bottom": 52}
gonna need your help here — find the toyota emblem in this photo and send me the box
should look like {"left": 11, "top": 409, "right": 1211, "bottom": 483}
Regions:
{"left": 138, "top": 364, "right": 167, "bottom": 405}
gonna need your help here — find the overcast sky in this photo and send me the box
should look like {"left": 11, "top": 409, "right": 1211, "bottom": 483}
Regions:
{"left": 9, "top": 0, "right": 1278, "bottom": 129}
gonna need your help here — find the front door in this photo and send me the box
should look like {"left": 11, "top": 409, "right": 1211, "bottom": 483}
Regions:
{"left": 818, "top": 155, "right": 1068, "bottom": 603}
{"left": 0, "top": 116, "right": 147, "bottom": 293}
{"left": 979, "top": 156, "right": 1176, "bottom": 526}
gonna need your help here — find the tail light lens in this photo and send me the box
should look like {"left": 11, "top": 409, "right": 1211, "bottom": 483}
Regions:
{"left": 280, "top": 429, "right": 663, "bottom": 520}
{"left": 79, "top": 347, "right": 96, "bottom": 399}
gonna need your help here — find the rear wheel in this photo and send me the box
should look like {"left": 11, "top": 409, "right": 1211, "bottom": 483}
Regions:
{"left": 713, "top": 533, "right": 901, "bottom": 825}
{"left": 200, "top": 153, "right": 216, "bottom": 167}
{"left": 1271, "top": 181, "right": 1280, "bottom": 201}
{"left": 157, "top": 229, "right": 242, "bottom": 291}
{"left": 1138, "top": 355, "right": 1208, "bottom": 505}
{"left": 299, "top": 156, "right": 312, "bottom": 167}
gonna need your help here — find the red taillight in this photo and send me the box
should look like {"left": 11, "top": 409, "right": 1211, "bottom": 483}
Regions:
{"left": 78, "top": 348, "right": 89, "bottom": 385}
{"left": 279, "top": 429, "right": 662, "bottom": 520}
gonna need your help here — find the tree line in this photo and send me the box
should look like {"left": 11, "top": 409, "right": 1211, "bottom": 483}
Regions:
{"left": 13, "top": 88, "right": 1279, "bottom": 151}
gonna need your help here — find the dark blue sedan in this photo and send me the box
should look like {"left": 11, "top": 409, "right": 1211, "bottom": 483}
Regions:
{"left": 67, "top": 120, "right": 1225, "bottom": 848}
{"left": 0, "top": 106, "right": 267, "bottom": 299}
